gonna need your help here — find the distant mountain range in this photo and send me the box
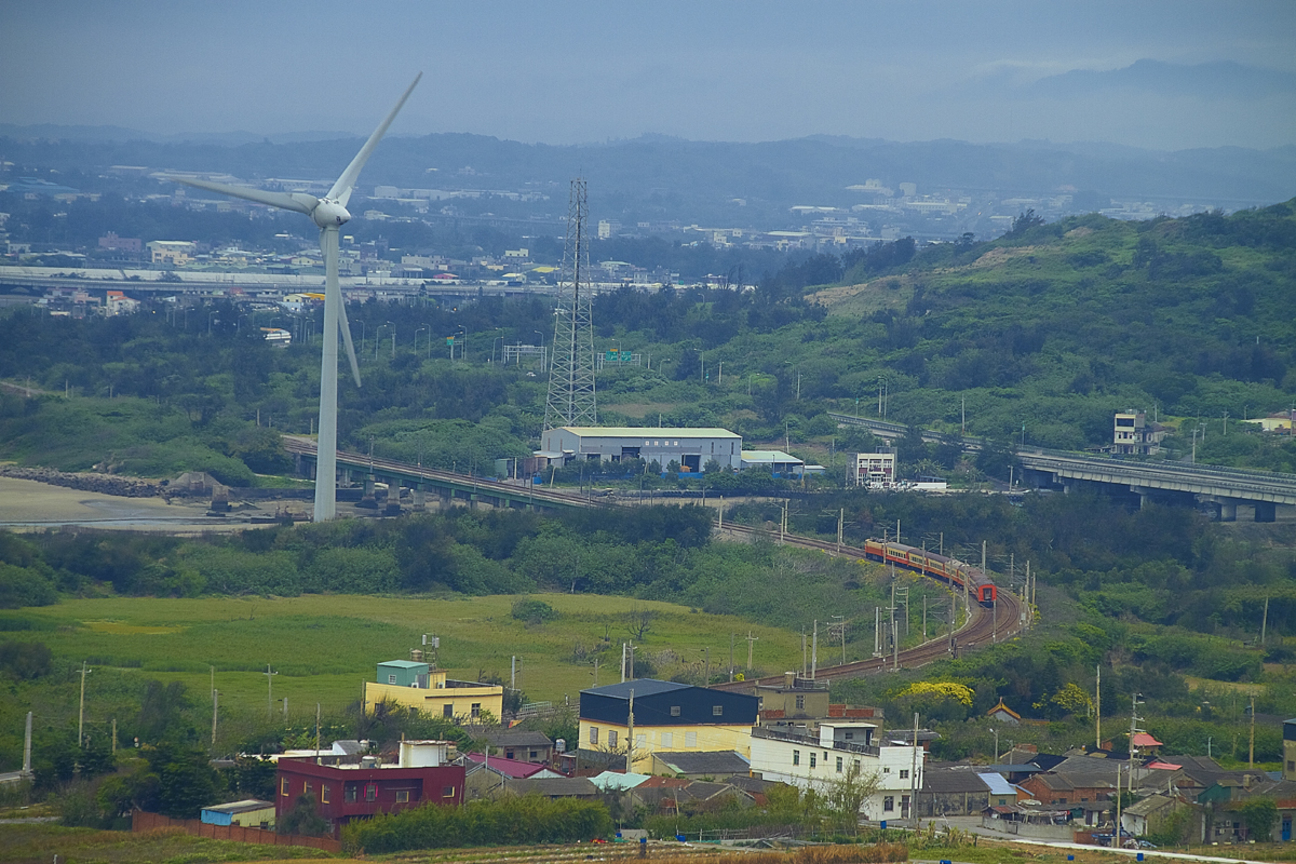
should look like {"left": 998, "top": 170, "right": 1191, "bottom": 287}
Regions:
{"left": 1028, "top": 59, "right": 1296, "bottom": 100}
{"left": 3, "top": 126, "right": 1294, "bottom": 229}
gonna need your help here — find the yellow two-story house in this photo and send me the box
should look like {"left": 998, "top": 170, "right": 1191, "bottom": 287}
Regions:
{"left": 579, "top": 679, "right": 759, "bottom": 774}
{"left": 363, "top": 660, "right": 503, "bottom": 722}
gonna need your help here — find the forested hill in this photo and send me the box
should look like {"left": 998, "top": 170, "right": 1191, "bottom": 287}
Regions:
{"left": 792, "top": 201, "right": 1296, "bottom": 457}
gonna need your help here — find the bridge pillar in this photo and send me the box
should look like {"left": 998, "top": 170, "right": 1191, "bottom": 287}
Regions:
{"left": 412, "top": 485, "right": 426, "bottom": 511}
{"left": 1218, "top": 500, "right": 1238, "bottom": 522}
{"left": 358, "top": 474, "right": 378, "bottom": 510}
{"left": 1254, "top": 501, "right": 1276, "bottom": 523}
{"left": 384, "top": 482, "right": 403, "bottom": 516}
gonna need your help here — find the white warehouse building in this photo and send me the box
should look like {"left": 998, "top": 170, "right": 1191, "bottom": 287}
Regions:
{"left": 538, "top": 427, "right": 743, "bottom": 473}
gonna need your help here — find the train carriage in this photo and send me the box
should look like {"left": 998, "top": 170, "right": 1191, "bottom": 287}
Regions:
{"left": 861, "top": 537, "right": 996, "bottom": 607}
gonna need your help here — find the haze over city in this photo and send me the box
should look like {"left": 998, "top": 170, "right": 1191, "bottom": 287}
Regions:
{"left": 2, "top": 0, "right": 1294, "bottom": 151}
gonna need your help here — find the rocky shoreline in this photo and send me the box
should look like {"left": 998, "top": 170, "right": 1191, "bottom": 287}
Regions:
{"left": 0, "top": 465, "right": 162, "bottom": 498}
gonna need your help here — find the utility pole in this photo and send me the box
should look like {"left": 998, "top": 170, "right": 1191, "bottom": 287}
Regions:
{"left": 745, "top": 630, "right": 758, "bottom": 671}
{"left": 78, "top": 661, "right": 90, "bottom": 747}
{"left": 1096, "top": 664, "right": 1101, "bottom": 750}
{"left": 810, "top": 621, "right": 818, "bottom": 679}
{"left": 211, "top": 689, "right": 218, "bottom": 746}
{"left": 837, "top": 508, "right": 844, "bottom": 553}
{"left": 1249, "top": 693, "right": 1256, "bottom": 769}
{"left": 910, "top": 712, "right": 920, "bottom": 826}
{"left": 1261, "top": 596, "right": 1269, "bottom": 646}
{"left": 266, "top": 664, "right": 277, "bottom": 719}
{"left": 729, "top": 633, "right": 735, "bottom": 682}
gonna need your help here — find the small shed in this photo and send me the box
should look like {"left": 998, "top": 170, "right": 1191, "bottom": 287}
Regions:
{"left": 377, "top": 660, "right": 429, "bottom": 689}
{"left": 986, "top": 698, "right": 1021, "bottom": 725}
{"left": 200, "top": 799, "right": 275, "bottom": 828}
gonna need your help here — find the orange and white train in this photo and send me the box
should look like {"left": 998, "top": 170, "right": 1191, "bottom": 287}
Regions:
{"left": 861, "top": 539, "right": 997, "bottom": 606}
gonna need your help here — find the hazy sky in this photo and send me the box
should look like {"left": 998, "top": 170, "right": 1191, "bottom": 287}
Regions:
{"left": 2, "top": 1, "right": 1293, "bottom": 150}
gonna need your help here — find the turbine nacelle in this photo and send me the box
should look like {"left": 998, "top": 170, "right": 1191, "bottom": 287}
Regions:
{"left": 312, "top": 198, "right": 351, "bottom": 228}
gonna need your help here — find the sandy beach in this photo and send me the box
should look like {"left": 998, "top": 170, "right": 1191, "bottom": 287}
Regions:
{"left": 0, "top": 476, "right": 242, "bottom": 531}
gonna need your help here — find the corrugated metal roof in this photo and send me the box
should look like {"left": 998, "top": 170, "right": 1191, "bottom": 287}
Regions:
{"left": 978, "top": 772, "right": 1017, "bottom": 796}
{"left": 557, "top": 427, "right": 740, "bottom": 438}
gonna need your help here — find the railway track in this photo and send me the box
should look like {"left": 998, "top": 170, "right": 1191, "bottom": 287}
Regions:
{"left": 285, "top": 437, "right": 1024, "bottom": 680}
{"left": 710, "top": 523, "right": 1024, "bottom": 691}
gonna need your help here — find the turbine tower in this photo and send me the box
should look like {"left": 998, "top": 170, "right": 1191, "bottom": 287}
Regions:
{"left": 164, "top": 75, "right": 421, "bottom": 521}
{"left": 543, "top": 178, "right": 598, "bottom": 430}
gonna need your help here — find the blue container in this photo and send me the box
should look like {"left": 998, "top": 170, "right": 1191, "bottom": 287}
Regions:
{"left": 880, "top": 820, "right": 887, "bottom": 830}
{"left": 1137, "top": 855, "right": 1144, "bottom": 862}
{"left": 676, "top": 834, "right": 686, "bottom": 842}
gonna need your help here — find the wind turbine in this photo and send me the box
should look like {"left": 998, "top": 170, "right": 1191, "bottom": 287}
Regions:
{"left": 164, "top": 74, "right": 421, "bottom": 521}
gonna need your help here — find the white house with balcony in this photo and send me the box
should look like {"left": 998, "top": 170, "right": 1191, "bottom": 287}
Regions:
{"left": 748, "top": 722, "right": 925, "bottom": 821}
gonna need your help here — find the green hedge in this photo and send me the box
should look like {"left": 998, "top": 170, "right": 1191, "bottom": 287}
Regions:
{"left": 341, "top": 794, "right": 612, "bottom": 854}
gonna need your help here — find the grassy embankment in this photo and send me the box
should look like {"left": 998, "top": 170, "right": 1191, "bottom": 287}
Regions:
{"left": 10, "top": 594, "right": 804, "bottom": 715}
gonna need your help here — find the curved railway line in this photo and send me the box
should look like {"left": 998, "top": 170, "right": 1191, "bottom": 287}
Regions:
{"left": 711, "top": 524, "right": 1025, "bottom": 691}
{"left": 285, "top": 438, "right": 1026, "bottom": 685}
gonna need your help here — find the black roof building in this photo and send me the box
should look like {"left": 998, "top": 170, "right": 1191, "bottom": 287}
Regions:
{"left": 580, "top": 679, "right": 759, "bottom": 727}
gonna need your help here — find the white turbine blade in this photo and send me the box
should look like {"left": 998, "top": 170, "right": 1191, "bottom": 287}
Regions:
{"left": 319, "top": 227, "right": 362, "bottom": 388}
{"left": 162, "top": 175, "right": 317, "bottom": 214}
{"left": 328, "top": 73, "right": 422, "bottom": 207}
{"left": 337, "top": 291, "right": 362, "bottom": 388}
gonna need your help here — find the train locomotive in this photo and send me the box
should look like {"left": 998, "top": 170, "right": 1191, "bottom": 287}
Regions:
{"left": 861, "top": 538, "right": 997, "bottom": 606}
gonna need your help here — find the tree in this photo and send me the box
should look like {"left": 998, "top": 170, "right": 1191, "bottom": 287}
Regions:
{"left": 624, "top": 605, "right": 657, "bottom": 641}
{"left": 1009, "top": 209, "right": 1046, "bottom": 236}
{"left": 1236, "top": 797, "right": 1277, "bottom": 842}
{"left": 819, "top": 761, "right": 880, "bottom": 834}
{"left": 280, "top": 793, "right": 329, "bottom": 836}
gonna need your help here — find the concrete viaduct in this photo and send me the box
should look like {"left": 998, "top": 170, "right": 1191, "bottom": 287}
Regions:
{"left": 282, "top": 437, "right": 589, "bottom": 515}
{"left": 829, "top": 413, "right": 1296, "bottom": 522}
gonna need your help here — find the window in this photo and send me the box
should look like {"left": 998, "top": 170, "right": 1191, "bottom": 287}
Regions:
{"left": 345, "top": 784, "right": 358, "bottom": 803}
{"left": 900, "top": 769, "right": 909, "bottom": 780}
{"left": 365, "top": 784, "right": 377, "bottom": 802}
{"left": 505, "top": 749, "right": 515, "bottom": 759}
{"left": 303, "top": 781, "right": 312, "bottom": 796}
{"left": 471, "top": 703, "right": 481, "bottom": 718}
{"left": 883, "top": 796, "right": 894, "bottom": 812}
{"left": 809, "top": 753, "right": 817, "bottom": 768}
{"left": 854, "top": 759, "right": 862, "bottom": 772}
{"left": 388, "top": 674, "right": 397, "bottom": 684}
{"left": 443, "top": 704, "right": 453, "bottom": 718}
{"left": 281, "top": 777, "right": 290, "bottom": 797}
{"left": 590, "top": 726, "right": 599, "bottom": 745}
{"left": 321, "top": 785, "right": 330, "bottom": 804}
{"left": 685, "top": 731, "right": 697, "bottom": 747}
{"left": 662, "top": 732, "right": 673, "bottom": 748}
{"left": 843, "top": 731, "right": 853, "bottom": 740}
{"left": 712, "top": 705, "right": 723, "bottom": 716}
{"left": 395, "top": 790, "right": 410, "bottom": 803}
{"left": 836, "top": 757, "right": 843, "bottom": 773}
{"left": 608, "top": 730, "right": 618, "bottom": 748}
{"left": 670, "top": 706, "right": 681, "bottom": 716}
{"left": 442, "top": 786, "right": 456, "bottom": 797}
{"left": 795, "top": 695, "right": 805, "bottom": 710}
{"left": 793, "top": 750, "right": 800, "bottom": 766}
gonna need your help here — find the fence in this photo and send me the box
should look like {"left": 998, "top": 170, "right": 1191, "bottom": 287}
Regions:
{"left": 131, "top": 809, "right": 341, "bottom": 853}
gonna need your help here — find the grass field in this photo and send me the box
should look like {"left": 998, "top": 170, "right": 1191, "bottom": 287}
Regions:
{"left": 11, "top": 594, "right": 805, "bottom": 719}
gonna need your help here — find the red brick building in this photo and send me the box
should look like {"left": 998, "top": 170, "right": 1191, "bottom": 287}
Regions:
{"left": 275, "top": 740, "right": 464, "bottom": 836}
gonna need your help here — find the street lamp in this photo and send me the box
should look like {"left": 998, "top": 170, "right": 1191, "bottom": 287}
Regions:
{"left": 415, "top": 326, "right": 428, "bottom": 357}
{"left": 456, "top": 325, "right": 467, "bottom": 362}
{"left": 375, "top": 323, "right": 392, "bottom": 361}
{"left": 492, "top": 335, "right": 503, "bottom": 365}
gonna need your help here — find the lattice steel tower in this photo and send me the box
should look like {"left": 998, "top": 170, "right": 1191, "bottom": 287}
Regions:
{"left": 544, "top": 178, "right": 598, "bottom": 430}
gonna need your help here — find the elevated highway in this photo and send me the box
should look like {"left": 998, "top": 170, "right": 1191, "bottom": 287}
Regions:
{"left": 829, "top": 412, "right": 1296, "bottom": 521}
